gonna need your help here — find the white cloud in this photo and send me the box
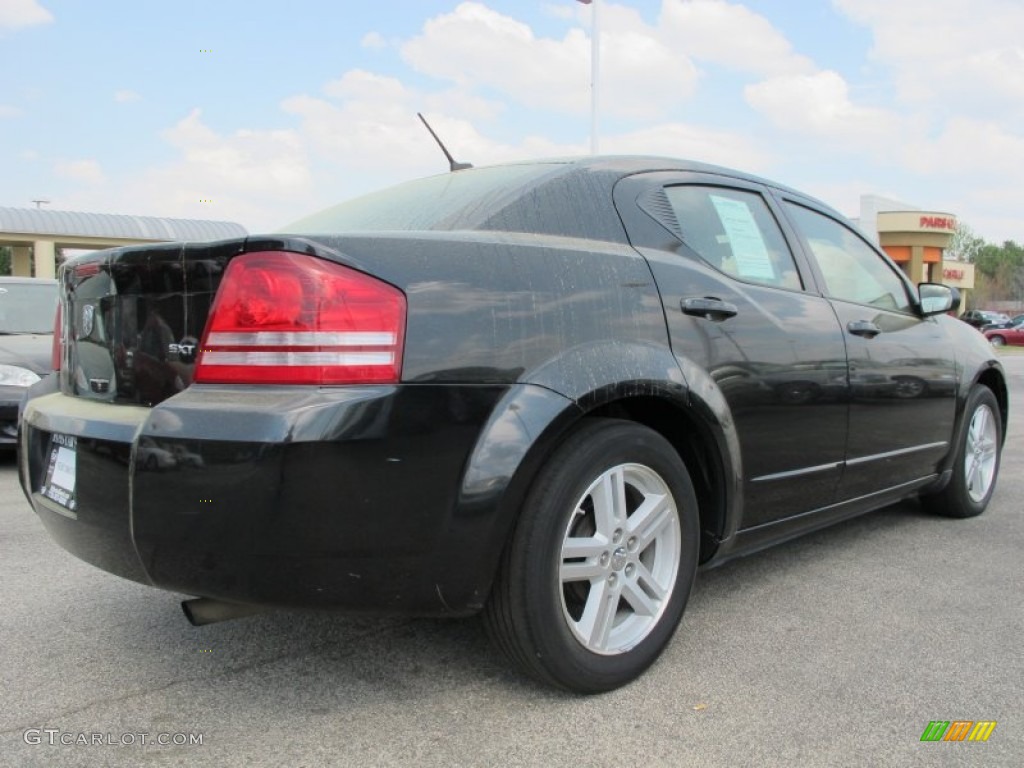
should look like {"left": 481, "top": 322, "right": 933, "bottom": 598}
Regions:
{"left": 400, "top": 1, "right": 697, "bottom": 120}
{"left": 744, "top": 70, "right": 911, "bottom": 151}
{"left": 605, "top": 123, "right": 772, "bottom": 172}
{"left": 285, "top": 68, "right": 546, "bottom": 180}
{"left": 282, "top": 86, "right": 574, "bottom": 183}
{"left": 833, "top": 0, "right": 1024, "bottom": 114}
{"left": 113, "top": 89, "right": 141, "bottom": 103}
{"left": 360, "top": 31, "right": 386, "bottom": 49}
{"left": 54, "top": 159, "right": 105, "bottom": 185}
{"left": 820, "top": 0, "right": 1023, "bottom": 240}
{"left": 282, "top": 81, "right": 433, "bottom": 177}
{"left": 660, "top": 0, "right": 815, "bottom": 77}
{"left": 0, "top": 0, "right": 52, "bottom": 30}
{"left": 322, "top": 69, "right": 504, "bottom": 123}
{"left": 903, "top": 118, "right": 1024, "bottom": 177}
{"left": 160, "top": 109, "right": 311, "bottom": 194}
{"left": 46, "top": 3, "right": 778, "bottom": 229}
{"left": 59, "top": 110, "right": 315, "bottom": 230}
{"left": 323, "top": 69, "right": 408, "bottom": 104}
{"left": 33, "top": 1, "right": 1020, "bottom": 244}
{"left": 540, "top": 2, "right": 575, "bottom": 21}
{"left": 0, "top": 104, "right": 23, "bottom": 117}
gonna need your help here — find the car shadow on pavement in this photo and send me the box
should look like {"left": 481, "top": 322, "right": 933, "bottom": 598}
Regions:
{"left": 76, "top": 498, "right": 935, "bottom": 709}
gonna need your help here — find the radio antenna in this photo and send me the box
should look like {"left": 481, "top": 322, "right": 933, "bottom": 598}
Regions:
{"left": 417, "top": 113, "right": 473, "bottom": 172}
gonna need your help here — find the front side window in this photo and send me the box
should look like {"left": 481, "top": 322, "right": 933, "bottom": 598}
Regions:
{"left": 785, "top": 203, "right": 911, "bottom": 312}
{"left": 664, "top": 186, "right": 802, "bottom": 290}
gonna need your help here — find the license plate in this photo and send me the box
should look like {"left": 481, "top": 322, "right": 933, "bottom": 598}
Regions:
{"left": 41, "top": 433, "right": 78, "bottom": 516}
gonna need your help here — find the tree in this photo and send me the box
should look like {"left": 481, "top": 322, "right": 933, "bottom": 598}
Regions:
{"left": 948, "top": 223, "right": 986, "bottom": 263}
{"left": 973, "top": 240, "right": 1024, "bottom": 306}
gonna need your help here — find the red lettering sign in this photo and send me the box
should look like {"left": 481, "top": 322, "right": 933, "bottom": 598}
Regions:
{"left": 943, "top": 268, "right": 964, "bottom": 280}
{"left": 920, "top": 216, "right": 956, "bottom": 230}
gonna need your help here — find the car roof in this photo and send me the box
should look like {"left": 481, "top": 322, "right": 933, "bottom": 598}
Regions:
{"left": 500, "top": 155, "right": 812, "bottom": 198}
{"left": 285, "top": 154, "right": 844, "bottom": 244}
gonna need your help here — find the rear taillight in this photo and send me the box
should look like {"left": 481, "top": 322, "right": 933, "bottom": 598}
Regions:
{"left": 51, "top": 302, "right": 62, "bottom": 371}
{"left": 194, "top": 251, "right": 406, "bottom": 385}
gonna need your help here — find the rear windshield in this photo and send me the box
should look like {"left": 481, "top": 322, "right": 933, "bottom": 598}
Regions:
{"left": 282, "top": 163, "right": 565, "bottom": 233}
{"left": 0, "top": 281, "right": 57, "bottom": 334}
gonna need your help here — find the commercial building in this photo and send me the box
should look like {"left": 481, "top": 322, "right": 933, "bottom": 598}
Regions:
{"left": 856, "top": 195, "right": 974, "bottom": 307}
{"left": 0, "top": 207, "right": 246, "bottom": 278}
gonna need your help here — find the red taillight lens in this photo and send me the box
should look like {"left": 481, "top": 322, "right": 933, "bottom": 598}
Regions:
{"left": 195, "top": 251, "right": 406, "bottom": 385}
{"left": 51, "top": 302, "right": 62, "bottom": 371}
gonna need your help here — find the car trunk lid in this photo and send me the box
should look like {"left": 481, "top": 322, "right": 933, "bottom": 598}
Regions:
{"left": 58, "top": 239, "right": 245, "bottom": 406}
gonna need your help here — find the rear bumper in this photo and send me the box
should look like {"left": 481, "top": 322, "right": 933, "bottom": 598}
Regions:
{"left": 19, "top": 383, "right": 522, "bottom": 615}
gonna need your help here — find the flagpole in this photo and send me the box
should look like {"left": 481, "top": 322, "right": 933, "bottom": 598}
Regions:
{"left": 590, "top": 0, "right": 601, "bottom": 154}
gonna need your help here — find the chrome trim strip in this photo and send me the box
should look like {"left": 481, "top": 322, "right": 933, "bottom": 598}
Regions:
{"left": 846, "top": 441, "right": 948, "bottom": 466}
{"left": 752, "top": 440, "right": 949, "bottom": 483}
{"left": 202, "top": 351, "right": 394, "bottom": 366}
{"left": 207, "top": 331, "right": 395, "bottom": 347}
{"left": 752, "top": 462, "right": 843, "bottom": 483}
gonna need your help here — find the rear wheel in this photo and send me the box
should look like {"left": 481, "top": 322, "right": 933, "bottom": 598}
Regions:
{"left": 921, "top": 385, "right": 1001, "bottom": 518}
{"left": 989, "top": 335, "right": 1006, "bottom": 347}
{"left": 484, "top": 419, "right": 700, "bottom": 693}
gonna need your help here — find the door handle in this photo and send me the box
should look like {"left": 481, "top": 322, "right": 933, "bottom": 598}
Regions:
{"left": 847, "top": 319, "right": 882, "bottom": 338}
{"left": 681, "top": 296, "right": 738, "bottom": 321}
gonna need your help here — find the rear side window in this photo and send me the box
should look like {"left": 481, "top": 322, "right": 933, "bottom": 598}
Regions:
{"left": 785, "top": 203, "right": 912, "bottom": 312}
{"left": 664, "top": 186, "right": 802, "bottom": 290}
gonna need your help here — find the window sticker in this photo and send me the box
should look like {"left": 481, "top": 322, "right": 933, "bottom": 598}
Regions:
{"left": 710, "top": 195, "right": 775, "bottom": 280}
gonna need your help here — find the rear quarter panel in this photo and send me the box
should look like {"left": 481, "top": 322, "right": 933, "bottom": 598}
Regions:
{"left": 271, "top": 231, "right": 672, "bottom": 384}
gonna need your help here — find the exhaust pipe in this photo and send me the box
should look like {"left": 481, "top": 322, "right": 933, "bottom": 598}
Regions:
{"left": 181, "top": 597, "right": 264, "bottom": 626}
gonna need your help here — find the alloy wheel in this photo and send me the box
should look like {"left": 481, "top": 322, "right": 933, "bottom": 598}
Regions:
{"left": 965, "top": 404, "right": 998, "bottom": 503}
{"left": 558, "top": 463, "right": 682, "bottom": 655}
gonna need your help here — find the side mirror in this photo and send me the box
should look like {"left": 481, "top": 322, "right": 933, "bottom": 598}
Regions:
{"left": 918, "top": 283, "right": 960, "bottom": 316}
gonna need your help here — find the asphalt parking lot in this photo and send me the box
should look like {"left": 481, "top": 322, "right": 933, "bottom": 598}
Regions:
{"left": 2, "top": 357, "right": 1022, "bottom": 768}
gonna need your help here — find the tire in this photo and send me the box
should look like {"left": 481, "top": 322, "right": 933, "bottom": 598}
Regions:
{"left": 483, "top": 418, "right": 700, "bottom": 693}
{"left": 921, "top": 385, "right": 1002, "bottom": 518}
{"left": 989, "top": 335, "right": 1006, "bottom": 347}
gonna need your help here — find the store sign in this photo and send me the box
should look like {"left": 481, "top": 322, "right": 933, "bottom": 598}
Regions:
{"left": 940, "top": 261, "right": 974, "bottom": 289}
{"left": 920, "top": 216, "right": 956, "bottom": 231}
{"left": 877, "top": 211, "right": 958, "bottom": 236}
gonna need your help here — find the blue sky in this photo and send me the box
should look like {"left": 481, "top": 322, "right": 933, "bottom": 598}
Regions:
{"left": 1, "top": 0, "right": 1021, "bottom": 243}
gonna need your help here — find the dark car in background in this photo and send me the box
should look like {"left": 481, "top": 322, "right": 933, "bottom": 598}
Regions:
{"left": 960, "top": 309, "right": 1011, "bottom": 329}
{"left": 0, "top": 277, "right": 57, "bottom": 446}
{"left": 980, "top": 312, "right": 1024, "bottom": 331}
{"left": 18, "top": 157, "right": 1007, "bottom": 693}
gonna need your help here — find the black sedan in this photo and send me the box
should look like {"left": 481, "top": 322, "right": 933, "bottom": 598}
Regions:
{"left": 980, "top": 312, "right": 1024, "bottom": 331}
{"left": 960, "top": 309, "right": 1011, "bottom": 329}
{"left": 0, "top": 276, "right": 58, "bottom": 446}
{"left": 19, "top": 157, "right": 1006, "bottom": 693}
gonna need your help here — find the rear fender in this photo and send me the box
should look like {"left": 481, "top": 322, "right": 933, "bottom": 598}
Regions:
{"left": 458, "top": 340, "right": 743, "bottom": 604}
